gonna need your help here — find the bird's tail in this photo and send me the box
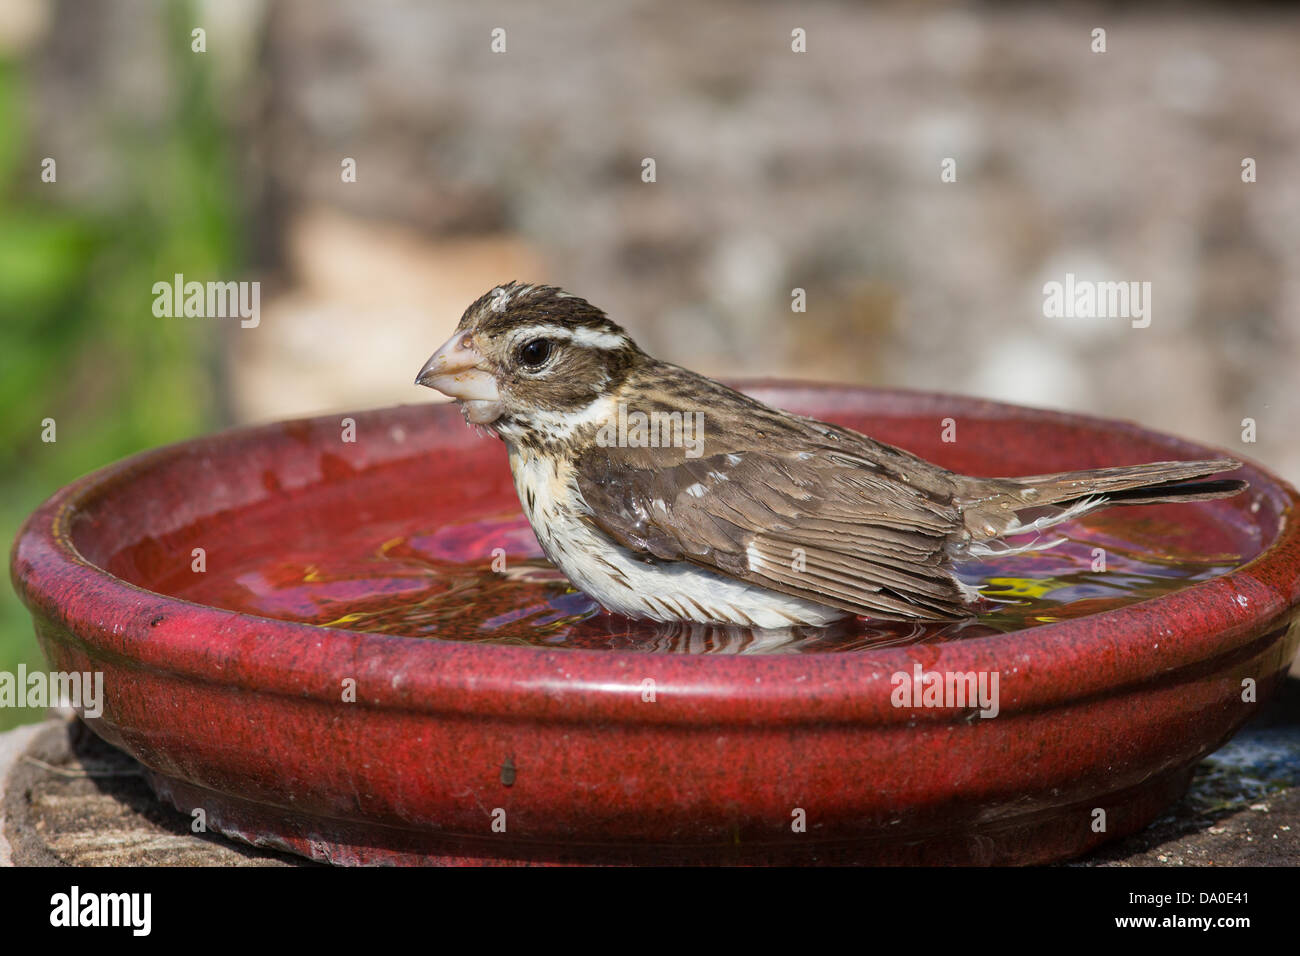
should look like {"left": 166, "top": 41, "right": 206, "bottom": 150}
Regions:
{"left": 955, "top": 458, "right": 1247, "bottom": 551}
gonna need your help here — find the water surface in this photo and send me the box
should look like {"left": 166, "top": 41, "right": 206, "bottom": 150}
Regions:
{"left": 171, "top": 508, "right": 1239, "bottom": 654}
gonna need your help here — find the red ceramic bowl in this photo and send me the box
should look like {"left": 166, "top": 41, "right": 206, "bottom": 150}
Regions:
{"left": 11, "top": 384, "right": 1300, "bottom": 865}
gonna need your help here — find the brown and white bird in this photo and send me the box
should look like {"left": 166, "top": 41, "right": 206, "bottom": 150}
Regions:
{"left": 415, "top": 282, "right": 1246, "bottom": 629}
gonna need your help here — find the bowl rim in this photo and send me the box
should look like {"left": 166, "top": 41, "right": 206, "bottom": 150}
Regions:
{"left": 11, "top": 381, "right": 1300, "bottom": 727}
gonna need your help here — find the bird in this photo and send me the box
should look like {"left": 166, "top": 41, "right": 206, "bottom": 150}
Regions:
{"left": 415, "top": 282, "right": 1247, "bottom": 630}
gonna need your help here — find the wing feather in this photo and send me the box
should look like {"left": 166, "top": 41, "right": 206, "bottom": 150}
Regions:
{"left": 574, "top": 440, "right": 972, "bottom": 622}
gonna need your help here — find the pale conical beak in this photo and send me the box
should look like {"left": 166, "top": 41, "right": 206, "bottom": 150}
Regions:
{"left": 414, "top": 332, "right": 504, "bottom": 424}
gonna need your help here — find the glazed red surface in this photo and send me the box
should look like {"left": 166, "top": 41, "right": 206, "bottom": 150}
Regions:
{"left": 11, "top": 383, "right": 1300, "bottom": 864}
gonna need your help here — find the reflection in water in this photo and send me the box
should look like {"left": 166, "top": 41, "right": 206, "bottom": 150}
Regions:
{"left": 173, "top": 509, "right": 1240, "bottom": 654}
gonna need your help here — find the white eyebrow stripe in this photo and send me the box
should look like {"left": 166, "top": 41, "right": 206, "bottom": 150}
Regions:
{"left": 569, "top": 327, "right": 631, "bottom": 350}
{"left": 507, "top": 324, "right": 570, "bottom": 343}
{"left": 505, "top": 325, "right": 630, "bottom": 351}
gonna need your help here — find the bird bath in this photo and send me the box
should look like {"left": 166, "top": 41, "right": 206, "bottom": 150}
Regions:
{"left": 11, "top": 383, "right": 1300, "bottom": 864}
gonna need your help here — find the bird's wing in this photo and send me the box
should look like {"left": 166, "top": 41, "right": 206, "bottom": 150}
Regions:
{"left": 572, "top": 437, "right": 974, "bottom": 621}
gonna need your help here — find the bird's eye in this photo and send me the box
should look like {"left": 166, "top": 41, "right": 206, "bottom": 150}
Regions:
{"left": 517, "top": 338, "right": 553, "bottom": 368}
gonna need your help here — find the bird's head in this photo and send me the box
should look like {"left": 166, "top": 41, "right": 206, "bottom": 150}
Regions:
{"left": 415, "top": 282, "right": 647, "bottom": 441}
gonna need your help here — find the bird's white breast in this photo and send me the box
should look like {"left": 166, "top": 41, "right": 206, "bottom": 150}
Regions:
{"left": 506, "top": 446, "right": 847, "bottom": 629}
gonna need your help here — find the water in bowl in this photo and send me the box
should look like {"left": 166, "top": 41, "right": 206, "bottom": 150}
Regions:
{"left": 171, "top": 508, "right": 1238, "bottom": 654}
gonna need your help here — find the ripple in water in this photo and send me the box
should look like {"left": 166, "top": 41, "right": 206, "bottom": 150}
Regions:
{"left": 173, "top": 510, "right": 1239, "bottom": 654}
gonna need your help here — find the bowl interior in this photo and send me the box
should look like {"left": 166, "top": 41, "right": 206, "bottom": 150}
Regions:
{"left": 67, "top": 385, "right": 1282, "bottom": 654}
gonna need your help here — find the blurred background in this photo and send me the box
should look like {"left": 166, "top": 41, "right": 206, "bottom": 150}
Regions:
{"left": 3, "top": 0, "right": 1299, "bottom": 727}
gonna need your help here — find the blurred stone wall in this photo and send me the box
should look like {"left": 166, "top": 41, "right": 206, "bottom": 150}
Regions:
{"left": 22, "top": 0, "right": 1300, "bottom": 479}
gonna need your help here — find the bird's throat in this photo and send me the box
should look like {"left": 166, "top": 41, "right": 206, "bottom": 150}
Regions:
{"left": 460, "top": 398, "right": 506, "bottom": 425}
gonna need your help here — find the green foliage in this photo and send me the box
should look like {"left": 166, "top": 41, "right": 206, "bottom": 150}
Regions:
{"left": 0, "top": 16, "right": 243, "bottom": 728}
